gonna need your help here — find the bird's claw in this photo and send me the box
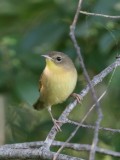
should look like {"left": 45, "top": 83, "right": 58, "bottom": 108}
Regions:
{"left": 71, "top": 93, "right": 82, "bottom": 104}
{"left": 52, "top": 118, "right": 62, "bottom": 132}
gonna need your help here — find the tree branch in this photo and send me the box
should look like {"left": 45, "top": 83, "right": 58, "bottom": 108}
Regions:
{"left": 1, "top": 141, "right": 120, "bottom": 158}
{"left": 0, "top": 147, "right": 84, "bottom": 160}
{"left": 70, "top": 0, "right": 103, "bottom": 159}
{"left": 67, "top": 121, "right": 120, "bottom": 134}
{"left": 80, "top": 11, "right": 120, "bottom": 19}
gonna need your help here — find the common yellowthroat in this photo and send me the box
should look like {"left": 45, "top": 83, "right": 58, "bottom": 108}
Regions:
{"left": 33, "top": 51, "right": 80, "bottom": 131}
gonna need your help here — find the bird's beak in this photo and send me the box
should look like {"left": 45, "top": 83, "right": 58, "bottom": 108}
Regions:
{"left": 41, "top": 55, "right": 53, "bottom": 60}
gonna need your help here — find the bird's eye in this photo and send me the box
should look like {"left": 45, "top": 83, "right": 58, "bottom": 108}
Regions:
{"left": 56, "top": 56, "right": 62, "bottom": 62}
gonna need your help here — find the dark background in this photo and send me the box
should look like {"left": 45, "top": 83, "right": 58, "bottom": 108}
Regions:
{"left": 0, "top": 0, "right": 120, "bottom": 159}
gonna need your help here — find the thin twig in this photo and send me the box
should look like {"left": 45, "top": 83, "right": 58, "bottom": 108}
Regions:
{"left": 67, "top": 121, "right": 120, "bottom": 133}
{"left": 55, "top": 142, "right": 120, "bottom": 157}
{"left": 70, "top": 1, "right": 103, "bottom": 160}
{"left": 80, "top": 10, "right": 120, "bottom": 19}
{"left": 54, "top": 142, "right": 120, "bottom": 157}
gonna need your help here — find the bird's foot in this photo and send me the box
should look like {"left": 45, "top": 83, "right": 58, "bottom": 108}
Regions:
{"left": 52, "top": 118, "right": 62, "bottom": 132}
{"left": 71, "top": 93, "right": 82, "bottom": 104}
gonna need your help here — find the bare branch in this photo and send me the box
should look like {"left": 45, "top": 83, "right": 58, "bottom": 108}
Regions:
{"left": 55, "top": 142, "right": 120, "bottom": 158}
{"left": 67, "top": 121, "right": 120, "bottom": 134}
{"left": 0, "top": 147, "right": 84, "bottom": 160}
{"left": 80, "top": 11, "right": 120, "bottom": 19}
{"left": 1, "top": 141, "right": 120, "bottom": 158}
{"left": 69, "top": 0, "right": 103, "bottom": 159}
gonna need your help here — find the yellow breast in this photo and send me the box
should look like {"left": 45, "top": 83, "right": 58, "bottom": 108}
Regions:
{"left": 40, "top": 62, "right": 77, "bottom": 107}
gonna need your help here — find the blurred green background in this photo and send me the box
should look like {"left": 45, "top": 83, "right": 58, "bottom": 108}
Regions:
{"left": 0, "top": 0, "right": 120, "bottom": 159}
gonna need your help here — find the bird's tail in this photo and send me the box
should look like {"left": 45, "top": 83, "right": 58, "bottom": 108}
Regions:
{"left": 33, "top": 98, "right": 44, "bottom": 110}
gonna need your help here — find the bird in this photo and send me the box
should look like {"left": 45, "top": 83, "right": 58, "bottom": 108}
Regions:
{"left": 33, "top": 51, "right": 81, "bottom": 131}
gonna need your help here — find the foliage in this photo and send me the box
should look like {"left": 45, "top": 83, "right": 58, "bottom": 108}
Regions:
{"left": 0, "top": 0, "right": 120, "bottom": 159}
